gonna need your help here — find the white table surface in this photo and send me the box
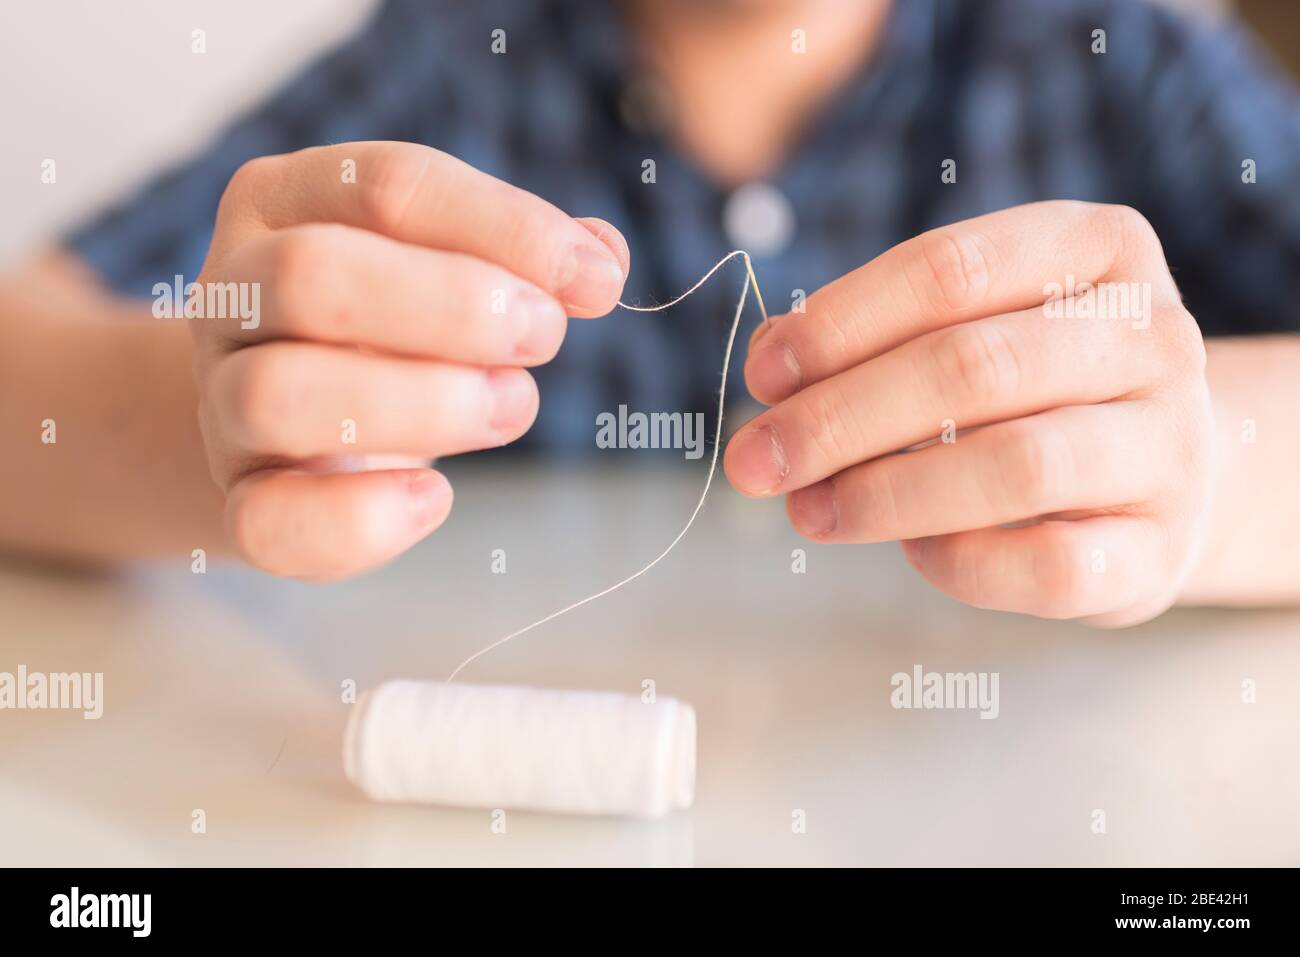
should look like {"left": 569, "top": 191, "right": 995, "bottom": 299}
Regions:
{"left": 3, "top": 459, "right": 1298, "bottom": 866}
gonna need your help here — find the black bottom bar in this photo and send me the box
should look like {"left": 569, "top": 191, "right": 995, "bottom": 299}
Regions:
{"left": 0, "top": 866, "right": 1283, "bottom": 942}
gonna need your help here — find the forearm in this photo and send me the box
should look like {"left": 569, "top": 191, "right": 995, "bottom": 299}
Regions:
{"left": 1180, "top": 335, "right": 1300, "bottom": 606}
{"left": 0, "top": 251, "right": 228, "bottom": 565}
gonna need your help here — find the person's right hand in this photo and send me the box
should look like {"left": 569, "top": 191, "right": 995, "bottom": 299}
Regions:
{"left": 190, "top": 141, "right": 629, "bottom": 579}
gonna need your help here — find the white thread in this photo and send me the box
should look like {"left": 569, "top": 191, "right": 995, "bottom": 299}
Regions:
{"left": 617, "top": 248, "right": 771, "bottom": 321}
{"left": 447, "top": 250, "right": 768, "bottom": 682}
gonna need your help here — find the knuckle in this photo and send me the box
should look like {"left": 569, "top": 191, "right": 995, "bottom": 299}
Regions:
{"left": 812, "top": 297, "right": 866, "bottom": 361}
{"left": 1093, "top": 204, "right": 1161, "bottom": 266}
{"left": 933, "top": 322, "right": 1022, "bottom": 408}
{"left": 270, "top": 229, "right": 327, "bottom": 329}
{"left": 222, "top": 155, "right": 275, "bottom": 210}
{"left": 227, "top": 350, "right": 303, "bottom": 453}
{"left": 799, "top": 385, "right": 863, "bottom": 465}
{"left": 357, "top": 145, "right": 434, "bottom": 235}
{"left": 993, "top": 422, "right": 1075, "bottom": 513}
{"left": 270, "top": 225, "right": 348, "bottom": 334}
{"left": 231, "top": 154, "right": 275, "bottom": 186}
{"left": 951, "top": 538, "right": 993, "bottom": 609}
{"left": 912, "top": 227, "right": 992, "bottom": 314}
{"left": 499, "top": 197, "right": 561, "bottom": 280}
{"left": 1109, "top": 204, "right": 1158, "bottom": 245}
{"left": 1158, "top": 304, "right": 1207, "bottom": 375}
{"left": 853, "top": 464, "right": 905, "bottom": 540}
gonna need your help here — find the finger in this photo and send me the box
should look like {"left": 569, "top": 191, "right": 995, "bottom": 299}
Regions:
{"left": 899, "top": 515, "right": 1170, "bottom": 622}
{"left": 226, "top": 467, "right": 452, "bottom": 580}
{"left": 726, "top": 305, "right": 1166, "bottom": 497}
{"left": 576, "top": 216, "right": 632, "bottom": 277}
{"left": 209, "top": 342, "right": 538, "bottom": 462}
{"left": 745, "top": 201, "right": 1177, "bottom": 403}
{"left": 787, "top": 402, "right": 1170, "bottom": 543}
{"left": 217, "top": 142, "right": 627, "bottom": 316}
{"left": 212, "top": 224, "right": 568, "bottom": 364}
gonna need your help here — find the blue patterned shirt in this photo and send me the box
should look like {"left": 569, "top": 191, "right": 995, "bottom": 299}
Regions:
{"left": 67, "top": 0, "right": 1300, "bottom": 452}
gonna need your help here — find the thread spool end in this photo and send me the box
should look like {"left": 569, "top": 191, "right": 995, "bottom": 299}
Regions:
{"left": 671, "top": 700, "right": 697, "bottom": 812}
{"left": 342, "top": 689, "right": 373, "bottom": 789}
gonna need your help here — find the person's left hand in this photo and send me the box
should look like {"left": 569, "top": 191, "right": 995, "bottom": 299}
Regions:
{"left": 724, "top": 201, "right": 1215, "bottom": 627}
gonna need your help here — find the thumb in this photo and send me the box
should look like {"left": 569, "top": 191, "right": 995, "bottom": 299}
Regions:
{"left": 575, "top": 217, "right": 631, "bottom": 280}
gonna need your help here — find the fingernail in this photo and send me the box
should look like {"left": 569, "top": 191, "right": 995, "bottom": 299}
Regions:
{"left": 556, "top": 244, "right": 626, "bottom": 313}
{"left": 580, "top": 217, "right": 631, "bottom": 276}
{"left": 405, "top": 471, "right": 448, "bottom": 530}
{"left": 511, "top": 286, "right": 566, "bottom": 361}
{"left": 487, "top": 368, "right": 536, "bottom": 434}
{"left": 790, "top": 481, "right": 837, "bottom": 536}
{"left": 746, "top": 338, "right": 801, "bottom": 403}
{"left": 727, "top": 424, "right": 789, "bottom": 495}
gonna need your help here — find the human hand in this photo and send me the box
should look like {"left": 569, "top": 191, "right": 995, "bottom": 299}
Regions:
{"left": 191, "top": 141, "right": 628, "bottom": 579}
{"left": 725, "top": 202, "right": 1214, "bottom": 627}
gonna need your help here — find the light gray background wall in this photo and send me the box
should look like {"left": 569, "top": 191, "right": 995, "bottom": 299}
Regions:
{"left": 0, "top": 0, "right": 378, "bottom": 263}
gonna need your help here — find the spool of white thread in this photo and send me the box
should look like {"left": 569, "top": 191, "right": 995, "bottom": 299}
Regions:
{"left": 344, "top": 680, "right": 696, "bottom": 819}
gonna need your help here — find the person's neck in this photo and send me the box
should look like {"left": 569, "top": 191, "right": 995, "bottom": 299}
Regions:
{"left": 624, "top": 0, "right": 892, "bottom": 186}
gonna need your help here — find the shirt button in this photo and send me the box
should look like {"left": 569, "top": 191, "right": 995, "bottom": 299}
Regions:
{"left": 722, "top": 182, "right": 795, "bottom": 258}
